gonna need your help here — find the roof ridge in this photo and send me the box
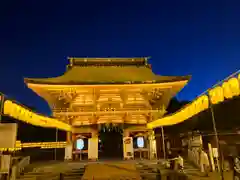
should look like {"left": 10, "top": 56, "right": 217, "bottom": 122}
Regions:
{"left": 67, "top": 57, "right": 150, "bottom": 67}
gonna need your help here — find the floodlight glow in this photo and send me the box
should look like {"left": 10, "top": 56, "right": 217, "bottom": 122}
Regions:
{"left": 137, "top": 137, "right": 144, "bottom": 148}
{"left": 76, "top": 139, "right": 84, "bottom": 150}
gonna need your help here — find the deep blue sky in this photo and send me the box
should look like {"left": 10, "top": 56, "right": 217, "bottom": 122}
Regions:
{"left": 0, "top": 0, "right": 240, "bottom": 115}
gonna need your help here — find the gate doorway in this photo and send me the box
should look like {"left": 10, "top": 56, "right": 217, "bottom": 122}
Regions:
{"left": 98, "top": 127, "right": 123, "bottom": 159}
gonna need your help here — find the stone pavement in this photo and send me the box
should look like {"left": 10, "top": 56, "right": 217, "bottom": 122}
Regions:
{"left": 17, "top": 161, "right": 86, "bottom": 180}
{"left": 136, "top": 159, "right": 234, "bottom": 180}
{"left": 183, "top": 160, "right": 234, "bottom": 180}
{"left": 82, "top": 162, "right": 141, "bottom": 179}
{"left": 185, "top": 171, "right": 233, "bottom": 180}
{"left": 17, "top": 159, "right": 235, "bottom": 180}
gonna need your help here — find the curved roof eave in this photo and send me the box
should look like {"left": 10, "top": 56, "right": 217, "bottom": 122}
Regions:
{"left": 24, "top": 75, "right": 191, "bottom": 85}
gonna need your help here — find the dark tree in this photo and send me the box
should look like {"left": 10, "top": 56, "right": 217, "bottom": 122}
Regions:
{"left": 155, "top": 97, "right": 190, "bottom": 134}
{"left": 166, "top": 97, "right": 189, "bottom": 114}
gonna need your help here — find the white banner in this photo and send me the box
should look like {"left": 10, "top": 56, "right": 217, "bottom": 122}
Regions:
{"left": 88, "top": 137, "right": 98, "bottom": 160}
{"left": 123, "top": 137, "right": 134, "bottom": 159}
{"left": 212, "top": 148, "right": 219, "bottom": 158}
{"left": 64, "top": 143, "right": 73, "bottom": 160}
{"left": 0, "top": 155, "right": 11, "bottom": 173}
{"left": 0, "top": 123, "right": 17, "bottom": 148}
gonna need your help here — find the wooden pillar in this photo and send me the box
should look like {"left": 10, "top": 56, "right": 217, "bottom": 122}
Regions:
{"left": 148, "top": 130, "right": 157, "bottom": 160}
{"left": 91, "top": 129, "right": 98, "bottom": 138}
{"left": 67, "top": 131, "right": 72, "bottom": 143}
{"left": 208, "top": 143, "right": 216, "bottom": 171}
{"left": 88, "top": 128, "right": 98, "bottom": 161}
{"left": 64, "top": 131, "right": 73, "bottom": 161}
{"left": 123, "top": 129, "right": 134, "bottom": 160}
{"left": 123, "top": 130, "right": 130, "bottom": 137}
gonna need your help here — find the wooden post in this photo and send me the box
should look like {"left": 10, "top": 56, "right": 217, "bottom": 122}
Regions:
{"left": 161, "top": 127, "right": 166, "bottom": 159}
{"left": 54, "top": 128, "right": 58, "bottom": 161}
{"left": 209, "top": 102, "right": 224, "bottom": 180}
{"left": 0, "top": 94, "right": 4, "bottom": 123}
{"left": 208, "top": 143, "right": 215, "bottom": 171}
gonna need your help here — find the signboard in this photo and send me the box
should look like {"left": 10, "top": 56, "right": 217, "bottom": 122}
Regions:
{"left": 88, "top": 137, "right": 98, "bottom": 160}
{"left": 0, "top": 155, "right": 11, "bottom": 174}
{"left": 212, "top": 148, "right": 219, "bottom": 158}
{"left": 124, "top": 138, "right": 131, "bottom": 144}
{"left": 123, "top": 137, "right": 134, "bottom": 159}
{"left": 189, "top": 135, "right": 202, "bottom": 147}
{"left": 0, "top": 123, "right": 17, "bottom": 148}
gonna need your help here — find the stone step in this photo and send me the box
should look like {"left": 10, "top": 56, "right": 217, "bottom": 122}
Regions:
{"left": 18, "top": 177, "right": 59, "bottom": 180}
{"left": 18, "top": 173, "right": 59, "bottom": 180}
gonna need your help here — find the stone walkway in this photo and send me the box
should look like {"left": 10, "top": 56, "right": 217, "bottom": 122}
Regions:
{"left": 183, "top": 160, "right": 233, "bottom": 180}
{"left": 82, "top": 162, "right": 141, "bottom": 179}
{"left": 17, "top": 159, "right": 235, "bottom": 180}
{"left": 17, "top": 161, "right": 86, "bottom": 180}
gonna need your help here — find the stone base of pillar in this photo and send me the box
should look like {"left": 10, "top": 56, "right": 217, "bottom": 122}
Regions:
{"left": 123, "top": 137, "right": 134, "bottom": 160}
{"left": 124, "top": 157, "right": 134, "bottom": 160}
{"left": 149, "top": 131, "right": 157, "bottom": 160}
{"left": 88, "top": 137, "right": 98, "bottom": 160}
{"left": 64, "top": 143, "right": 73, "bottom": 161}
{"left": 64, "top": 159, "right": 72, "bottom": 161}
{"left": 88, "top": 158, "right": 98, "bottom": 161}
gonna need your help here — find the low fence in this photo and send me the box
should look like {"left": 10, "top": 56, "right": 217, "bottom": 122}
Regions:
{"left": 17, "top": 148, "right": 65, "bottom": 162}
{"left": 10, "top": 156, "right": 30, "bottom": 180}
{"left": 188, "top": 148, "right": 201, "bottom": 168}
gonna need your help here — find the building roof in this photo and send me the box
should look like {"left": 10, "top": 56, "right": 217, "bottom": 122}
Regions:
{"left": 24, "top": 57, "right": 191, "bottom": 85}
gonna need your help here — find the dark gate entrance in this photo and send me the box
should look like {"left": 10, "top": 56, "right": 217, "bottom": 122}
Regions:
{"left": 99, "top": 127, "right": 123, "bottom": 159}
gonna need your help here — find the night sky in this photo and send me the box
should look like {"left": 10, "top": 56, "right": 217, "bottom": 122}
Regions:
{"left": 0, "top": 0, "right": 240, "bottom": 115}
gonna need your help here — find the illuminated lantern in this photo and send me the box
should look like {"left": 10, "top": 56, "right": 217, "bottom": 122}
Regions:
{"left": 3, "top": 101, "right": 7, "bottom": 115}
{"left": 222, "top": 81, "right": 232, "bottom": 99}
{"left": 193, "top": 99, "right": 201, "bottom": 114}
{"left": 147, "top": 123, "right": 153, "bottom": 129}
{"left": 19, "top": 107, "right": 25, "bottom": 120}
{"left": 209, "top": 86, "right": 224, "bottom": 104}
{"left": 187, "top": 103, "right": 195, "bottom": 117}
{"left": 3, "top": 100, "right": 11, "bottom": 115}
{"left": 172, "top": 112, "right": 179, "bottom": 124}
{"left": 172, "top": 112, "right": 181, "bottom": 124}
{"left": 164, "top": 116, "right": 173, "bottom": 126}
{"left": 2, "top": 100, "right": 71, "bottom": 131}
{"left": 14, "top": 105, "right": 20, "bottom": 119}
{"left": 228, "top": 78, "right": 240, "bottom": 97}
{"left": 6, "top": 101, "right": 14, "bottom": 116}
{"left": 195, "top": 97, "right": 201, "bottom": 113}
{"left": 179, "top": 109, "right": 186, "bottom": 121}
{"left": 201, "top": 95, "right": 209, "bottom": 110}
{"left": 137, "top": 137, "right": 144, "bottom": 148}
{"left": 76, "top": 139, "right": 84, "bottom": 150}
{"left": 239, "top": 73, "right": 240, "bottom": 92}
{"left": 178, "top": 111, "right": 185, "bottom": 123}
{"left": 182, "top": 108, "right": 189, "bottom": 120}
{"left": 10, "top": 103, "right": 14, "bottom": 115}
{"left": 172, "top": 112, "right": 180, "bottom": 125}
{"left": 185, "top": 104, "right": 191, "bottom": 118}
{"left": 196, "top": 98, "right": 203, "bottom": 113}
{"left": 27, "top": 110, "right": 32, "bottom": 119}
